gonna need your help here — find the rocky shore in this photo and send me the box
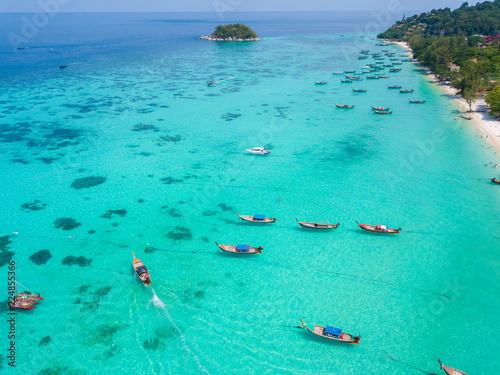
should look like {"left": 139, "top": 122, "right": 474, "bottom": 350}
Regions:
{"left": 200, "top": 36, "right": 260, "bottom": 42}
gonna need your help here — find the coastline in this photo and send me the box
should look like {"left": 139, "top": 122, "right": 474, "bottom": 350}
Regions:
{"left": 390, "top": 40, "right": 500, "bottom": 154}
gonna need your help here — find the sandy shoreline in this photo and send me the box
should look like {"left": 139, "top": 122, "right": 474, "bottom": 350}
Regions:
{"left": 390, "top": 41, "right": 500, "bottom": 155}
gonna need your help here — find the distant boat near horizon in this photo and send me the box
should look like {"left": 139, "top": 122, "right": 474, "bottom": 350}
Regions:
{"left": 246, "top": 147, "right": 271, "bottom": 155}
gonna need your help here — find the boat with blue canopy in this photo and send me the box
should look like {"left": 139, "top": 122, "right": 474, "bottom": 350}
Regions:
{"left": 300, "top": 319, "right": 360, "bottom": 344}
{"left": 237, "top": 213, "right": 276, "bottom": 223}
{"left": 215, "top": 242, "right": 263, "bottom": 254}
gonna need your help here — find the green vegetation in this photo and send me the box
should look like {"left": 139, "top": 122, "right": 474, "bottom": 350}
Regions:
{"left": 210, "top": 24, "right": 258, "bottom": 40}
{"left": 486, "top": 86, "right": 500, "bottom": 116}
{"left": 378, "top": 1, "right": 500, "bottom": 112}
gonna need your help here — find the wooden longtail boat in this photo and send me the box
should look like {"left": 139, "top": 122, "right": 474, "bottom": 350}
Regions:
{"left": 215, "top": 241, "right": 263, "bottom": 254}
{"left": 366, "top": 76, "right": 380, "bottom": 79}
{"left": 409, "top": 99, "right": 425, "bottom": 103}
{"left": 352, "top": 88, "right": 367, "bottom": 92}
{"left": 296, "top": 219, "right": 340, "bottom": 229}
{"left": 340, "top": 79, "right": 352, "bottom": 83}
{"left": 132, "top": 252, "right": 152, "bottom": 286}
{"left": 300, "top": 319, "right": 360, "bottom": 344}
{"left": 371, "top": 106, "right": 390, "bottom": 111}
{"left": 8, "top": 281, "right": 43, "bottom": 310}
{"left": 438, "top": 359, "right": 468, "bottom": 375}
{"left": 356, "top": 221, "right": 401, "bottom": 233}
{"left": 335, "top": 103, "right": 354, "bottom": 108}
{"left": 388, "top": 85, "right": 401, "bottom": 89}
{"left": 460, "top": 114, "right": 472, "bottom": 120}
{"left": 237, "top": 212, "right": 276, "bottom": 223}
{"left": 344, "top": 70, "right": 355, "bottom": 73}
{"left": 360, "top": 50, "right": 369, "bottom": 54}
{"left": 315, "top": 81, "right": 328, "bottom": 85}
{"left": 378, "top": 76, "right": 389, "bottom": 79}
{"left": 392, "top": 62, "right": 403, "bottom": 65}
{"left": 346, "top": 76, "right": 362, "bottom": 81}
{"left": 332, "top": 72, "right": 344, "bottom": 75}
{"left": 400, "top": 89, "right": 414, "bottom": 93}
{"left": 491, "top": 178, "right": 500, "bottom": 184}
{"left": 373, "top": 110, "right": 392, "bottom": 114}
{"left": 59, "top": 65, "right": 67, "bottom": 69}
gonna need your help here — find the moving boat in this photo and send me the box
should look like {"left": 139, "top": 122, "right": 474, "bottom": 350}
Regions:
{"left": 352, "top": 88, "right": 367, "bottom": 92}
{"left": 388, "top": 85, "right": 402, "bottom": 89}
{"left": 438, "top": 360, "right": 468, "bottom": 375}
{"left": 246, "top": 147, "right": 271, "bottom": 155}
{"left": 315, "top": 81, "right": 328, "bottom": 85}
{"left": 409, "top": 99, "right": 425, "bottom": 103}
{"left": 215, "top": 241, "right": 263, "bottom": 254}
{"left": 356, "top": 221, "right": 401, "bottom": 233}
{"left": 8, "top": 280, "right": 43, "bottom": 310}
{"left": 491, "top": 177, "right": 500, "bottom": 184}
{"left": 335, "top": 103, "right": 354, "bottom": 108}
{"left": 371, "top": 106, "right": 390, "bottom": 111}
{"left": 237, "top": 213, "right": 276, "bottom": 223}
{"left": 132, "top": 252, "right": 151, "bottom": 285}
{"left": 400, "top": 89, "right": 414, "bottom": 93}
{"left": 296, "top": 219, "right": 340, "bottom": 229}
{"left": 59, "top": 65, "right": 67, "bottom": 69}
{"left": 300, "top": 319, "right": 360, "bottom": 344}
{"left": 373, "top": 110, "right": 392, "bottom": 114}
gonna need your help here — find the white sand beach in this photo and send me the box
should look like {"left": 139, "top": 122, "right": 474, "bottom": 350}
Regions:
{"left": 391, "top": 40, "right": 500, "bottom": 154}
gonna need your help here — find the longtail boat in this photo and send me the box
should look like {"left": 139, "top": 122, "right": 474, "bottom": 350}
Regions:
{"left": 392, "top": 62, "right": 403, "bottom": 65}
{"left": 346, "top": 76, "right": 363, "bottom": 81}
{"left": 378, "top": 76, "right": 389, "bottom": 79}
{"left": 389, "top": 68, "right": 401, "bottom": 72}
{"left": 438, "top": 359, "right": 468, "bottom": 375}
{"left": 491, "top": 178, "right": 500, "bottom": 184}
{"left": 400, "top": 89, "right": 414, "bottom": 93}
{"left": 237, "top": 212, "right": 276, "bottom": 223}
{"left": 332, "top": 72, "right": 344, "bottom": 75}
{"left": 356, "top": 221, "right": 401, "bottom": 233}
{"left": 132, "top": 252, "right": 151, "bottom": 286}
{"left": 366, "top": 76, "right": 379, "bottom": 79}
{"left": 344, "top": 70, "right": 355, "bottom": 73}
{"left": 388, "top": 85, "right": 401, "bottom": 89}
{"left": 371, "top": 106, "right": 390, "bottom": 111}
{"left": 8, "top": 280, "right": 43, "bottom": 310}
{"left": 340, "top": 79, "right": 352, "bottom": 83}
{"left": 373, "top": 110, "right": 392, "bottom": 114}
{"left": 300, "top": 319, "right": 360, "bottom": 344}
{"left": 315, "top": 81, "right": 327, "bottom": 85}
{"left": 358, "top": 56, "right": 368, "bottom": 60}
{"left": 59, "top": 65, "right": 67, "bottom": 69}
{"left": 296, "top": 219, "right": 340, "bottom": 229}
{"left": 335, "top": 103, "right": 354, "bottom": 108}
{"left": 360, "top": 50, "right": 369, "bottom": 54}
{"left": 352, "top": 88, "right": 367, "bottom": 92}
{"left": 460, "top": 114, "right": 472, "bottom": 120}
{"left": 215, "top": 241, "right": 262, "bottom": 254}
{"left": 409, "top": 99, "right": 425, "bottom": 103}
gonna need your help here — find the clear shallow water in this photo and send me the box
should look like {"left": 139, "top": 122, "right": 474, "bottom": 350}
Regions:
{"left": 0, "top": 12, "right": 499, "bottom": 375}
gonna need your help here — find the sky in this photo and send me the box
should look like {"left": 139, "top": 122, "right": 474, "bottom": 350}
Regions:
{"left": 0, "top": 0, "right": 471, "bottom": 13}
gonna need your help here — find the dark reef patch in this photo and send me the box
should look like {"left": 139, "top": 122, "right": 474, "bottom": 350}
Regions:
{"left": 0, "top": 251, "right": 15, "bottom": 267}
{"left": 111, "top": 223, "right": 118, "bottom": 227}
{"left": 88, "top": 230, "right": 96, "bottom": 234}
{"left": 0, "top": 122, "right": 32, "bottom": 143}
{"left": 100, "top": 209, "right": 127, "bottom": 219}
{"left": 71, "top": 176, "right": 106, "bottom": 189}
{"left": 160, "top": 206, "right": 182, "bottom": 217}
{"left": 21, "top": 200, "right": 47, "bottom": 212}
{"left": 94, "top": 345, "right": 121, "bottom": 361}
{"left": 203, "top": 211, "right": 217, "bottom": 216}
{"left": 159, "top": 177, "right": 183, "bottom": 185}
{"left": 143, "top": 337, "right": 160, "bottom": 350}
{"left": 45, "top": 128, "right": 80, "bottom": 140}
{"left": 144, "top": 246, "right": 157, "bottom": 254}
{"left": 29, "top": 250, "right": 52, "bottom": 265}
{"left": 39, "top": 364, "right": 83, "bottom": 375}
{"left": 62, "top": 256, "right": 92, "bottom": 267}
{"left": 218, "top": 203, "right": 234, "bottom": 212}
{"left": 0, "top": 235, "right": 13, "bottom": 251}
{"left": 220, "top": 113, "right": 242, "bottom": 121}
{"left": 39, "top": 336, "right": 51, "bottom": 346}
{"left": 166, "top": 226, "right": 192, "bottom": 241}
{"left": 132, "top": 124, "right": 159, "bottom": 132}
{"left": 138, "top": 199, "right": 144, "bottom": 203}
{"left": 159, "top": 135, "right": 182, "bottom": 143}
{"left": 11, "top": 158, "right": 29, "bottom": 164}
{"left": 54, "top": 217, "right": 81, "bottom": 231}
{"left": 201, "top": 237, "right": 209, "bottom": 243}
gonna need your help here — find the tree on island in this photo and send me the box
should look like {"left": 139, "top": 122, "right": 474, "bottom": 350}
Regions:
{"left": 210, "top": 24, "right": 258, "bottom": 40}
{"left": 452, "top": 61, "right": 488, "bottom": 110}
{"left": 486, "top": 85, "right": 500, "bottom": 117}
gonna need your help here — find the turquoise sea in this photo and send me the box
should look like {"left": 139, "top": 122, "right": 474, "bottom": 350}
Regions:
{"left": 1, "top": 12, "right": 499, "bottom": 375}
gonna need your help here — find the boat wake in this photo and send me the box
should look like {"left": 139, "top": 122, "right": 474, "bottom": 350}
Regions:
{"left": 215, "top": 75, "right": 238, "bottom": 84}
{"left": 150, "top": 289, "right": 209, "bottom": 374}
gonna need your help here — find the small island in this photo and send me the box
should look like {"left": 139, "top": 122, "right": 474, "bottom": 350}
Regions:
{"left": 200, "top": 23, "right": 260, "bottom": 42}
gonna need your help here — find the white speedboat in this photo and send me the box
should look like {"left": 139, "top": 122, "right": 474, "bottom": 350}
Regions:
{"left": 246, "top": 147, "right": 270, "bottom": 155}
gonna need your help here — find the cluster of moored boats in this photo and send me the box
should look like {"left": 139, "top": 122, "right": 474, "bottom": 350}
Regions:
{"left": 325, "top": 48, "right": 428, "bottom": 112}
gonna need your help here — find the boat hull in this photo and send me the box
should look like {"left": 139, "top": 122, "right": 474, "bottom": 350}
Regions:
{"left": 357, "top": 222, "right": 400, "bottom": 234}
{"left": 216, "top": 242, "right": 263, "bottom": 254}
{"left": 301, "top": 320, "right": 360, "bottom": 344}
{"left": 237, "top": 213, "right": 276, "bottom": 223}
{"left": 297, "top": 220, "right": 340, "bottom": 229}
